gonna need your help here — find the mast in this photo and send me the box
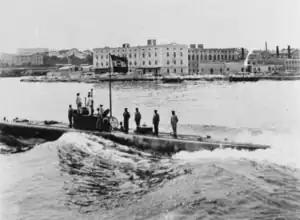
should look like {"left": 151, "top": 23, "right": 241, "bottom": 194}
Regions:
{"left": 109, "top": 54, "right": 112, "bottom": 118}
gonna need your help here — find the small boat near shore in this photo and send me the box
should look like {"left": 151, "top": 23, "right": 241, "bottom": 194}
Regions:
{"left": 229, "top": 73, "right": 260, "bottom": 82}
{"left": 162, "top": 74, "right": 184, "bottom": 83}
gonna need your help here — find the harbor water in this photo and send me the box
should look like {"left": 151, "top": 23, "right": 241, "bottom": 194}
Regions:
{"left": 0, "top": 78, "right": 300, "bottom": 219}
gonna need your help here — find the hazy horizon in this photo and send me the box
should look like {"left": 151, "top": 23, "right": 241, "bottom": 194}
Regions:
{"left": 0, "top": 0, "right": 299, "bottom": 53}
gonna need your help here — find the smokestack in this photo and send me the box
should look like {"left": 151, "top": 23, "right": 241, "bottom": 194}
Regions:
{"left": 241, "top": 48, "right": 245, "bottom": 59}
{"left": 288, "top": 45, "right": 291, "bottom": 58}
{"left": 276, "top": 46, "right": 279, "bottom": 58}
{"left": 265, "top": 42, "right": 268, "bottom": 51}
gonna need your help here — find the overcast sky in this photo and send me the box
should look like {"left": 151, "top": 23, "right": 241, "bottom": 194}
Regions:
{"left": 0, "top": 0, "right": 299, "bottom": 53}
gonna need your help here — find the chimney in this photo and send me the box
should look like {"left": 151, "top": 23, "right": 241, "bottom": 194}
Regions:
{"left": 265, "top": 41, "right": 268, "bottom": 51}
{"left": 276, "top": 46, "right": 279, "bottom": 58}
{"left": 197, "top": 44, "right": 203, "bottom": 49}
{"left": 241, "top": 48, "right": 245, "bottom": 59}
{"left": 190, "top": 44, "right": 196, "bottom": 49}
{"left": 288, "top": 45, "right": 291, "bottom": 58}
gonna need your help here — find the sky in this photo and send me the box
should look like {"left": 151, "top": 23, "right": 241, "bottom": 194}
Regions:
{"left": 0, "top": 0, "right": 299, "bottom": 53}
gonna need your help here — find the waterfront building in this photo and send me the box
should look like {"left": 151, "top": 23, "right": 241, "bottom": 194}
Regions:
{"left": 93, "top": 39, "right": 189, "bottom": 75}
{"left": 248, "top": 45, "right": 300, "bottom": 73}
{"left": 17, "top": 48, "right": 49, "bottom": 55}
{"left": 0, "top": 52, "right": 44, "bottom": 66}
{"left": 188, "top": 44, "right": 246, "bottom": 74}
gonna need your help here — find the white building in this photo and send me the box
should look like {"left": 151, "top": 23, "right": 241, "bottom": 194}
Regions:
{"left": 17, "top": 48, "right": 49, "bottom": 55}
{"left": 93, "top": 39, "right": 189, "bottom": 75}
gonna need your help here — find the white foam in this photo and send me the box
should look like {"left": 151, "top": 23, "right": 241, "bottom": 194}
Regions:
{"left": 173, "top": 130, "right": 300, "bottom": 169}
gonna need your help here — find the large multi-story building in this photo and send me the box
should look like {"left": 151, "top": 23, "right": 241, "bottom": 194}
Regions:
{"left": 0, "top": 52, "right": 44, "bottom": 66}
{"left": 93, "top": 39, "right": 189, "bottom": 75}
{"left": 188, "top": 44, "right": 246, "bottom": 74}
{"left": 17, "top": 48, "right": 49, "bottom": 55}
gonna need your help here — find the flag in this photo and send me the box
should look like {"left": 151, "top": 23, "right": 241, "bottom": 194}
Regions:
{"left": 110, "top": 54, "right": 128, "bottom": 73}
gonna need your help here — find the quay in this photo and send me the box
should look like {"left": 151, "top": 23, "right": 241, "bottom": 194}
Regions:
{"left": 19, "top": 74, "right": 300, "bottom": 83}
{"left": 0, "top": 120, "right": 270, "bottom": 154}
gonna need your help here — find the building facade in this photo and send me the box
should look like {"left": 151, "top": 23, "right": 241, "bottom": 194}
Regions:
{"left": 0, "top": 53, "right": 44, "bottom": 66}
{"left": 93, "top": 39, "right": 189, "bottom": 75}
{"left": 17, "top": 48, "right": 49, "bottom": 55}
{"left": 248, "top": 46, "right": 300, "bottom": 73}
{"left": 188, "top": 44, "right": 246, "bottom": 74}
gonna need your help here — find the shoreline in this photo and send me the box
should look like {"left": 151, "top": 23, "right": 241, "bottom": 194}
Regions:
{"left": 18, "top": 75, "right": 300, "bottom": 83}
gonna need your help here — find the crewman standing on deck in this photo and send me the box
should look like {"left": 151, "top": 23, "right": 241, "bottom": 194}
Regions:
{"left": 96, "top": 108, "right": 102, "bottom": 130}
{"left": 68, "top": 105, "right": 73, "bottom": 128}
{"left": 87, "top": 93, "right": 92, "bottom": 115}
{"left": 153, "top": 110, "right": 160, "bottom": 136}
{"left": 99, "top": 104, "right": 104, "bottom": 116}
{"left": 170, "top": 110, "right": 178, "bottom": 138}
{"left": 76, "top": 93, "right": 82, "bottom": 114}
{"left": 134, "top": 108, "right": 142, "bottom": 129}
{"left": 123, "top": 108, "right": 131, "bottom": 133}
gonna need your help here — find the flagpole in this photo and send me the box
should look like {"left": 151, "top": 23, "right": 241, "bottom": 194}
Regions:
{"left": 109, "top": 54, "right": 112, "bottom": 118}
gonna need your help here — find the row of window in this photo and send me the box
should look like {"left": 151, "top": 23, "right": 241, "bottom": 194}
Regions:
{"left": 188, "top": 68, "right": 231, "bottom": 73}
{"left": 95, "top": 51, "right": 184, "bottom": 60}
{"left": 96, "top": 47, "right": 184, "bottom": 54}
{"left": 166, "top": 68, "right": 184, "bottom": 74}
{"left": 96, "top": 60, "right": 184, "bottom": 67}
{"left": 188, "top": 54, "right": 235, "bottom": 61}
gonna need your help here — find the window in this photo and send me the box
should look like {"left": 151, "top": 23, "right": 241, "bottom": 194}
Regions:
{"left": 96, "top": 62, "right": 99, "bottom": 67}
{"left": 167, "top": 48, "right": 169, "bottom": 50}
{"left": 173, "top": 52, "right": 176, "bottom": 57}
{"left": 101, "top": 55, "right": 103, "bottom": 59}
{"left": 148, "top": 53, "right": 151, "bottom": 57}
{"left": 134, "top": 61, "right": 137, "bottom": 66}
{"left": 209, "top": 55, "right": 212, "bottom": 60}
{"left": 174, "top": 60, "right": 176, "bottom": 64}
{"left": 196, "top": 55, "right": 199, "bottom": 60}
{"left": 143, "top": 53, "right": 145, "bottom": 58}
{"left": 214, "top": 55, "right": 216, "bottom": 60}
{"left": 129, "top": 54, "right": 132, "bottom": 58}
{"left": 204, "top": 55, "right": 207, "bottom": 60}
{"left": 220, "top": 68, "right": 223, "bottom": 73}
{"left": 129, "top": 62, "right": 132, "bottom": 66}
{"left": 134, "top": 54, "right": 136, "bottom": 58}
{"left": 192, "top": 55, "right": 194, "bottom": 60}
{"left": 181, "top": 60, "right": 183, "bottom": 65}
{"left": 217, "top": 55, "right": 220, "bottom": 60}
{"left": 101, "top": 62, "right": 103, "bottom": 66}
{"left": 227, "top": 68, "right": 230, "bottom": 71}
{"left": 167, "top": 68, "right": 169, "bottom": 73}
{"left": 155, "top": 52, "right": 157, "bottom": 56}
{"left": 174, "top": 68, "right": 176, "bottom": 73}
{"left": 96, "top": 55, "right": 98, "bottom": 59}
{"left": 181, "top": 68, "right": 183, "bottom": 73}
{"left": 180, "top": 51, "right": 183, "bottom": 56}
{"left": 106, "top": 62, "right": 108, "bottom": 66}
{"left": 149, "top": 60, "right": 151, "bottom": 65}
{"left": 167, "top": 60, "right": 170, "bottom": 65}
{"left": 155, "top": 60, "right": 158, "bottom": 65}
{"left": 167, "top": 52, "right": 169, "bottom": 57}
{"left": 188, "top": 55, "right": 190, "bottom": 60}
{"left": 143, "top": 61, "right": 145, "bottom": 65}
{"left": 106, "top": 55, "right": 108, "bottom": 59}
{"left": 200, "top": 54, "right": 203, "bottom": 60}
{"left": 224, "top": 55, "right": 227, "bottom": 60}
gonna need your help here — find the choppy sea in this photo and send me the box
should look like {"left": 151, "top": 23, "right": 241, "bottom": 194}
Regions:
{"left": 0, "top": 78, "right": 299, "bottom": 220}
